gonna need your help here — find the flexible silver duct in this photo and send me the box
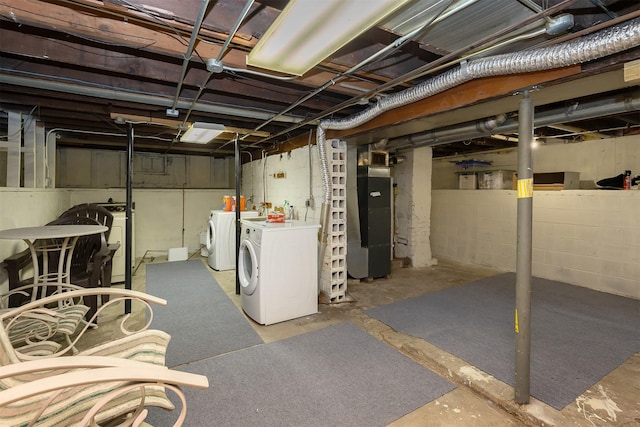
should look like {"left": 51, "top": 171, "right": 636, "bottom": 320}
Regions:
{"left": 314, "top": 17, "right": 640, "bottom": 278}
{"left": 320, "top": 17, "right": 640, "bottom": 131}
{"left": 316, "top": 126, "right": 331, "bottom": 290}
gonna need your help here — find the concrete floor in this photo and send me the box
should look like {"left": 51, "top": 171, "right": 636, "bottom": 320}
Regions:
{"left": 86, "top": 255, "right": 639, "bottom": 427}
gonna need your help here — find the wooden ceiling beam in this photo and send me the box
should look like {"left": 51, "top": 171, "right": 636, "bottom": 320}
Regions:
{"left": 0, "top": 30, "right": 347, "bottom": 111}
{"left": 0, "top": 0, "right": 387, "bottom": 97}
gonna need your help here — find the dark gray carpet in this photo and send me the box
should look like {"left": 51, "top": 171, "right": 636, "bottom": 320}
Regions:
{"left": 145, "top": 259, "right": 263, "bottom": 367}
{"left": 366, "top": 273, "right": 640, "bottom": 410}
{"left": 148, "top": 322, "right": 455, "bottom": 427}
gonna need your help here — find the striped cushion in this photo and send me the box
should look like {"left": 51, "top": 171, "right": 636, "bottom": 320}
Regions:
{"left": 0, "top": 378, "right": 174, "bottom": 426}
{"left": 3, "top": 305, "right": 89, "bottom": 347}
{"left": 0, "top": 329, "right": 175, "bottom": 425}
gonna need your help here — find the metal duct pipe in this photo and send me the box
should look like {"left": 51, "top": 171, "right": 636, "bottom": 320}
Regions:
{"left": 0, "top": 73, "right": 304, "bottom": 124}
{"left": 388, "top": 94, "right": 640, "bottom": 150}
{"left": 320, "top": 17, "right": 640, "bottom": 131}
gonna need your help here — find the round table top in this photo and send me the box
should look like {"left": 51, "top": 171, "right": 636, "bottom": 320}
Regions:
{"left": 0, "top": 224, "right": 108, "bottom": 240}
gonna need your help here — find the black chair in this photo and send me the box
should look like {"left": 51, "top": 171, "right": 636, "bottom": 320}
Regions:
{"left": 59, "top": 204, "right": 119, "bottom": 294}
{"left": 3, "top": 205, "right": 120, "bottom": 320}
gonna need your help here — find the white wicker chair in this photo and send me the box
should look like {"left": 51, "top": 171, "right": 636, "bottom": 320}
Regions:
{"left": 0, "top": 289, "right": 209, "bottom": 425}
{"left": 0, "top": 356, "right": 208, "bottom": 426}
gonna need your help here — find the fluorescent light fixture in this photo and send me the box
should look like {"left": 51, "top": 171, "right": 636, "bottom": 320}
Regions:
{"left": 180, "top": 122, "right": 225, "bottom": 144}
{"left": 247, "top": 0, "right": 412, "bottom": 76}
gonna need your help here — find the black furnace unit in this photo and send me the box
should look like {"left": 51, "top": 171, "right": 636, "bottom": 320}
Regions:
{"left": 357, "top": 166, "right": 392, "bottom": 279}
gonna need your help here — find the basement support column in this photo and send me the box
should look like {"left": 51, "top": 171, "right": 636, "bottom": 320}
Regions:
{"left": 235, "top": 134, "right": 241, "bottom": 295}
{"left": 125, "top": 123, "right": 134, "bottom": 314}
{"left": 515, "top": 90, "right": 534, "bottom": 404}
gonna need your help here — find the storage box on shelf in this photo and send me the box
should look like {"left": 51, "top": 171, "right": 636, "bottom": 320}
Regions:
{"left": 512, "top": 171, "right": 580, "bottom": 190}
{"left": 477, "top": 170, "right": 516, "bottom": 190}
{"left": 456, "top": 172, "right": 478, "bottom": 189}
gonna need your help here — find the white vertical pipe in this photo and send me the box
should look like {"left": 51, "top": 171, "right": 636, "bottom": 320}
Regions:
{"left": 36, "top": 123, "right": 46, "bottom": 188}
{"left": 23, "top": 116, "right": 36, "bottom": 188}
{"left": 46, "top": 131, "right": 57, "bottom": 188}
{"left": 6, "top": 111, "right": 21, "bottom": 187}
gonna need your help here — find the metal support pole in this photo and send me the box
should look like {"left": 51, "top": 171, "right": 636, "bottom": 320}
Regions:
{"left": 235, "top": 134, "right": 242, "bottom": 295}
{"left": 125, "top": 123, "right": 134, "bottom": 313}
{"left": 515, "top": 91, "right": 534, "bottom": 403}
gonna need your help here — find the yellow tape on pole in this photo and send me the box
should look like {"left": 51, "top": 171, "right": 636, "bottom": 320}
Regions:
{"left": 517, "top": 178, "right": 533, "bottom": 198}
{"left": 515, "top": 309, "right": 519, "bottom": 333}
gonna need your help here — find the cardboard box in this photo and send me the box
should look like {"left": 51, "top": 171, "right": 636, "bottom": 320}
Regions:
{"left": 512, "top": 171, "right": 580, "bottom": 190}
{"left": 477, "top": 170, "right": 515, "bottom": 190}
{"left": 457, "top": 172, "right": 477, "bottom": 189}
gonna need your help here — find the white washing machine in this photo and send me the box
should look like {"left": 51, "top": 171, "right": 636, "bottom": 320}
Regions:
{"left": 238, "top": 219, "right": 320, "bottom": 325}
{"left": 206, "top": 210, "right": 258, "bottom": 271}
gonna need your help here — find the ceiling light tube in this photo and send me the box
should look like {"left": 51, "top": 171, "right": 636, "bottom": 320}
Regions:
{"left": 180, "top": 122, "right": 226, "bottom": 144}
{"left": 247, "top": 0, "right": 412, "bottom": 76}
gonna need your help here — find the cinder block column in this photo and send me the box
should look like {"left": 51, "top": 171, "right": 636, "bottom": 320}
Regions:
{"left": 320, "top": 139, "right": 348, "bottom": 303}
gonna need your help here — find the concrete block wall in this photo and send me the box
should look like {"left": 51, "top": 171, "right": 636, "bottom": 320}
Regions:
{"left": 67, "top": 188, "right": 232, "bottom": 258}
{"left": 0, "top": 188, "right": 70, "bottom": 286}
{"left": 431, "top": 189, "right": 640, "bottom": 299}
{"left": 0, "top": 187, "right": 232, "bottom": 291}
{"left": 432, "top": 134, "right": 639, "bottom": 190}
{"left": 56, "top": 147, "right": 234, "bottom": 189}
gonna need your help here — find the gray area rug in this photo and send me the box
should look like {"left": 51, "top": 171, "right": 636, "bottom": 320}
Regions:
{"left": 366, "top": 273, "right": 640, "bottom": 410}
{"left": 148, "top": 322, "right": 455, "bottom": 427}
{"left": 145, "top": 259, "right": 263, "bottom": 367}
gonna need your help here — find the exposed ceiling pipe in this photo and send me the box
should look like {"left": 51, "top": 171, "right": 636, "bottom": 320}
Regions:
{"left": 314, "top": 15, "right": 638, "bottom": 280}
{"left": 0, "top": 73, "right": 304, "bottom": 124}
{"left": 179, "top": 0, "right": 255, "bottom": 128}
{"left": 168, "top": 0, "right": 211, "bottom": 116}
{"left": 387, "top": 94, "right": 640, "bottom": 151}
{"left": 590, "top": 0, "right": 617, "bottom": 20}
{"left": 546, "top": 124, "right": 610, "bottom": 140}
{"left": 320, "top": 17, "right": 640, "bottom": 131}
{"left": 254, "top": 0, "right": 582, "bottom": 143}
{"left": 241, "top": 0, "right": 460, "bottom": 147}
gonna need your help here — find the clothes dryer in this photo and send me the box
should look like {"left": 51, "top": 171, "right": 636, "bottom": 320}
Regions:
{"left": 238, "top": 219, "right": 320, "bottom": 325}
{"left": 206, "top": 210, "right": 258, "bottom": 270}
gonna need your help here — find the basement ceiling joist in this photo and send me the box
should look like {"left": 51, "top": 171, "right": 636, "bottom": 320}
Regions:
{"left": 0, "top": 0, "right": 639, "bottom": 159}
